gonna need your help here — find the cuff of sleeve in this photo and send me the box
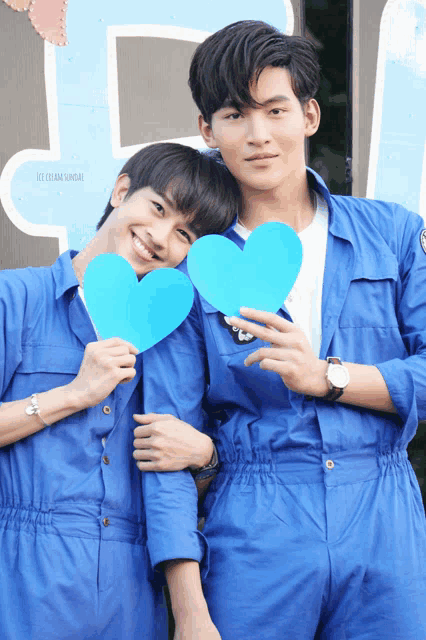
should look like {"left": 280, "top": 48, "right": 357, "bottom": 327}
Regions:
{"left": 143, "top": 470, "right": 210, "bottom": 582}
{"left": 148, "top": 529, "right": 210, "bottom": 582}
{"left": 376, "top": 359, "right": 418, "bottom": 440}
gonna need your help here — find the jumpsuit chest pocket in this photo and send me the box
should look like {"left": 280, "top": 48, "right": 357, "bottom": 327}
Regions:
{"left": 339, "top": 255, "right": 399, "bottom": 328}
{"left": 15, "top": 344, "right": 83, "bottom": 391}
{"left": 201, "top": 301, "right": 267, "bottom": 356}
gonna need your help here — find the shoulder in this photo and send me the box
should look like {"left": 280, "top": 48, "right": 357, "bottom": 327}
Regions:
{"left": 330, "top": 193, "right": 410, "bottom": 224}
{"left": 329, "top": 195, "right": 424, "bottom": 256}
{"left": 0, "top": 265, "right": 55, "bottom": 312}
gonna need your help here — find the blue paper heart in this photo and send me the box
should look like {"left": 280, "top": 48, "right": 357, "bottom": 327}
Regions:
{"left": 83, "top": 254, "right": 194, "bottom": 352}
{"left": 187, "top": 222, "right": 303, "bottom": 317}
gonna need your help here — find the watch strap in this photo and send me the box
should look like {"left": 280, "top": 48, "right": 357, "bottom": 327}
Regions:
{"left": 323, "top": 386, "right": 345, "bottom": 402}
{"left": 323, "top": 357, "right": 345, "bottom": 402}
{"left": 190, "top": 442, "right": 219, "bottom": 480}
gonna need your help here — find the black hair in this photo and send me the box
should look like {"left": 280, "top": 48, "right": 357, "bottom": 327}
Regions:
{"left": 189, "top": 20, "right": 321, "bottom": 124}
{"left": 97, "top": 142, "right": 241, "bottom": 236}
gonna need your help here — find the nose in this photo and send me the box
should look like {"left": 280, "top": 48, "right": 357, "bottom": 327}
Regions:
{"left": 146, "top": 220, "right": 172, "bottom": 253}
{"left": 245, "top": 113, "right": 271, "bottom": 146}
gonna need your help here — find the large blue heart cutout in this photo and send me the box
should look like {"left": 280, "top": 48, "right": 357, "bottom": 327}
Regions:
{"left": 187, "top": 222, "right": 303, "bottom": 317}
{"left": 83, "top": 254, "right": 194, "bottom": 352}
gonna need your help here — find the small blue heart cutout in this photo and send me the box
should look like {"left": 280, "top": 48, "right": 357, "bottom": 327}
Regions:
{"left": 187, "top": 222, "right": 303, "bottom": 317}
{"left": 83, "top": 254, "right": 194, "bottom": 352}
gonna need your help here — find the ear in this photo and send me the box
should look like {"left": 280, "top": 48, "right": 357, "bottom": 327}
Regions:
{"left": 110, "top": 174, "right": 131, "bottom": 208}
{"left": 304, "top": 99, "right": 321, "bottom": 138}
{"left": 198, "top": 114, "right": 218, "bottom": 149}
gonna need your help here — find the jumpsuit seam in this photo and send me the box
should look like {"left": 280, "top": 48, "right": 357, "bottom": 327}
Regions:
{"left": 0, "top": 525, "right": 147, "bottom": 544}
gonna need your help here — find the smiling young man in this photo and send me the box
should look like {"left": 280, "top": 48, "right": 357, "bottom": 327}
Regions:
{"left": 0, "top": 143, "right": 238, "bottom": 640}
{"left": 138, "top": 21, "right": 426, "bottom": 640}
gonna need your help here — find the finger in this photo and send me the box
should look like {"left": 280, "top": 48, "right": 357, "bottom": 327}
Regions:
{"left": 258, "top": 358, "right": 292, "bottom": 376}
{"left": 227, "top": 316, "right": 284, "bottom": 344}
{"left": 136, "top": 460, "right": 159, "bottom": 471}
{"left": 136, "top": 460, "right": 172, "bottom": 472}
{"left": 136, "top": 460, "right": 154, "bottom": 471}
{"left": 116, "top": 367, "right": 136, "bottom": 383}
{"left": 102, "top": 345, "right": 137, "bottom": 357}
{"left": 133, "top": 413, "right": 173, "bottom": 425}
{"left": 99, "top": 337, "right": 140, "bottom": 354}
{"left": 244, "top": 347, "right": 293, "bottom": 367}
{"left": 112, "top": 354, "right": 137, "bottom": 369}
{"left": 133, "top": 436, "right": 152, "bottom": 447}
{"left": 133, "top": 448, "right": 154, "bottom": 460}
{"left": 239, "top": 308, "right": 294, "bottom": 332}
{"left": 133, "top": 424, "right": 152, "bottom": 438}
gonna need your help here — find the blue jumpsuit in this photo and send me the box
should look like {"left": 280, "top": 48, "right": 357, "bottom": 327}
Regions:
{"left": 142, "top": 170, "right": 426, "bottom": 639}
{"left": 0, "top": 251, "right": 169, "bottom": 640}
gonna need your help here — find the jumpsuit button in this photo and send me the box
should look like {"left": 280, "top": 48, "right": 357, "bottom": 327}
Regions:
{"left": 325, "top": 459, "right": 335, "bottom": 470}
{"left": 101, "top": 437, "right": 107, "bottom": 447}
{"left": 102, "top": 517, "right": 110, "bottom": 527}
{"left": 102, "top": 406, "right": 111, "bottom": 415}
{"left": 102, "top": 455, "right": 110, "bottom": 465}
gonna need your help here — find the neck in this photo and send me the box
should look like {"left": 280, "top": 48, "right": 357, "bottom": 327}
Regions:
{"left": 72, "top": 234, "right": 108, "bottom": 287}
{"left": 239, "top": 170, "right": 315, "bottom": 233}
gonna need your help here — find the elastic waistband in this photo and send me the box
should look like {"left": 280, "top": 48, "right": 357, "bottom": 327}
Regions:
{"left": 218, "top": 449, "right": 409, "bottom": 486}
{"left": 0, "top": 503, "right": 146, "bottom": 544}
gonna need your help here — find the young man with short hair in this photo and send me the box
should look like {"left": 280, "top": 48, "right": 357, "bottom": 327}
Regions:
{"left": 0, "top": 142, "right": 238, "bottom": 640}
{"left": 139, "top": 21, "right": 426, "bottom": 640}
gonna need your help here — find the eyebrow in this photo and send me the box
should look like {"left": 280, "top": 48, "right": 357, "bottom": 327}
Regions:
{"left": 219, "top": 95, "right": 291, "bottom": 111}
{"left": 160, "top": 193, "right": 177, "bottom": 211}
{"left": 258, "top": 95, "right": 291, "bottom": 106}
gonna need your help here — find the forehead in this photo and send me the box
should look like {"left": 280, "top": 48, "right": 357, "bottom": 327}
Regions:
{"left": 250, "top": 66, "right": 296, "bottom": 101}
{"left": 215, "top": 66, "right": 298, "bottom": 116}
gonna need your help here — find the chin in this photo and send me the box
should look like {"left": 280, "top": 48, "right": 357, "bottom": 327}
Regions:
{"left": 244, "top": 178, "right": 286, "bottom": 192}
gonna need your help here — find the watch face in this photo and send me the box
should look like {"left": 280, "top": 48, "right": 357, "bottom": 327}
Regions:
{"left": 328, "top": 364, "right": 350, "bottom": 388}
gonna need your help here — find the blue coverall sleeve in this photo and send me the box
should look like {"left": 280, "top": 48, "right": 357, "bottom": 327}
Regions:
{"left": 375, "top": 209, "right": 426, "bottom": 436}
{"left": 0, "top": 273, "right": 27, "bottom": 402}
{"left": 141, "top": 300, "right": 209, "bottom": 573}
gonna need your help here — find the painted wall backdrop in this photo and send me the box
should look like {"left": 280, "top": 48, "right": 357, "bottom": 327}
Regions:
{"left": 367, "top": 0, "right": 426, "bottom": 219}
{"left": 0, "top": 0, "right": 294, "bottom": 253}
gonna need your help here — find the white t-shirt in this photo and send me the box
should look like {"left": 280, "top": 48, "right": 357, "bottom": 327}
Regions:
{"left": 234, "top": 192, "right": 329, "bottom": 357}
{"left": 78, "top": 285, "right": 102, "bottom": 340}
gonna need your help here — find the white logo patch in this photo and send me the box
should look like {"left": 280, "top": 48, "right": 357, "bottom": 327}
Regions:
{"left": 421, "top": 229, "right": 426, "bottom": 254}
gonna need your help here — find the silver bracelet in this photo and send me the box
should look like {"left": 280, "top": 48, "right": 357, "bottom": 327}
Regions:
{"left": 25, "top": 394, "right": 49, "bottom": 427}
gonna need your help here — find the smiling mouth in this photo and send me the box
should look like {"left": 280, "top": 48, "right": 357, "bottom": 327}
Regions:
{"left": 131, "top": 232, "right": 161, "bottom": 262}
{"left": 246, "top": 154, "right": 278, "bottom": 162}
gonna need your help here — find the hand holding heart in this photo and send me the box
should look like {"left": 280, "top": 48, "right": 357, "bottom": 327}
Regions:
{"left": 67, "top": 337, "right": 138, "bottom": 410}
{"left": 229, "top": 308, "right": 328, "bottom": 397}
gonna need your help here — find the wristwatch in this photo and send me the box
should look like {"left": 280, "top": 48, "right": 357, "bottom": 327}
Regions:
{"left": 190, "top": 442, "right": 219, "bottom": 482}
{"left": 323, "top": 356, "right": 350, "bottom": 402}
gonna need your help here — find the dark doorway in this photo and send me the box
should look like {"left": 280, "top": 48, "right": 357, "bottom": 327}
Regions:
{"left": 305, "top": 0, "right": 352, "bottom": 195}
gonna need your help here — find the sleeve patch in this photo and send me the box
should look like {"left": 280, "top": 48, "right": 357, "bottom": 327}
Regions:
{"left": 420, "top": 229, "right": 426, "bottom": 254}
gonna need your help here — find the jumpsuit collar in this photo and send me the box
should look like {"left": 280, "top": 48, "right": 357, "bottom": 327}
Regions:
{"left": 52, "top": 250, "right": 80, "bottom": 300}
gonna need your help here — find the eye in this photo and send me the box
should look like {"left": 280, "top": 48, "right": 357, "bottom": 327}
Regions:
{"left": 177, "top": 229, "right": 192, "bottom": 243}
{"left": 270, "top": 108, "right": 284, "bottom": 115}
{"left": 225, "top": 112, "right": 242, "bottom": 121}
{"left": 152, "top": 201, "right": 165, "bottom": 214}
